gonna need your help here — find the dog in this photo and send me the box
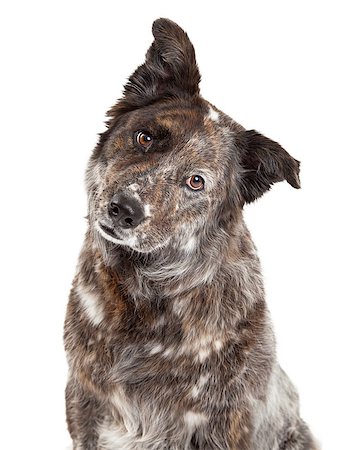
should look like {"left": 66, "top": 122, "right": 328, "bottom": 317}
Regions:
{"left": 64, "top": 18, "right": 318, "bottom": 450}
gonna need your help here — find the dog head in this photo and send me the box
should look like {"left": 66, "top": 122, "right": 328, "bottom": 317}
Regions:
{"left": 86, "top": 19, "right": 300, "bottom": 255}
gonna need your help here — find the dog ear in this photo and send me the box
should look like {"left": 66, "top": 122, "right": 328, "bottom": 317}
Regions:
{"left": 238, "top": 130, "right": 301, "bottom": 203}
{"left": 108, "top": 18, "right": 201, "bottom": 120}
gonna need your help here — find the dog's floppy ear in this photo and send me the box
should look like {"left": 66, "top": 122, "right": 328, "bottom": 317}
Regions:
{"left": 238, "top": 130, "right": 301, "bottom": 203}
{"left": 108, "top": 18, "right": 200, "bottom": 120}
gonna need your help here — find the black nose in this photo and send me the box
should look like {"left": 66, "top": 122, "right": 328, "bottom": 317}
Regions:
{"left": 108, "top": 193, "right": 145, "bottom": 229}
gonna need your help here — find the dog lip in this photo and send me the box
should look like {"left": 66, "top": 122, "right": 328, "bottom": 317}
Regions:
{"left": 98, "top": 222, "right": 118, "bottom": 238}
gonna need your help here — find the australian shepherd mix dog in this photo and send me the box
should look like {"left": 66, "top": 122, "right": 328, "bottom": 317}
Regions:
{"left": 64, "top": 18, "right": 318, "bottom": 450}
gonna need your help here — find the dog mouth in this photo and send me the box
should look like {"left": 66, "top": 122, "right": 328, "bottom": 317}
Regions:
{"left": 95, "top": 219, "right": 173, "bottom": 254}
{"left": 96, "top": 221, "right": 125, "bottom": 244}
{"left": 98, "top": 222, "right": 118, "bottom": 239}
{"left": 95, "top": 220, "right": 141, "bottom": 249}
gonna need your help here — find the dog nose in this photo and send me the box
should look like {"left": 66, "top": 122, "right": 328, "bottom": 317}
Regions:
{"left": 108, "top": 193, "right": 145, "bottom": 229}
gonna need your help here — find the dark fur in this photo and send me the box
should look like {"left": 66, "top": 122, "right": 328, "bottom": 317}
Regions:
{"left": 64, "top": 18, "right": 317, "bottom": 450}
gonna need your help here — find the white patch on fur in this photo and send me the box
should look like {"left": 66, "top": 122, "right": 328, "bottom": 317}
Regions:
{"left": 176, "top": 223, "right": 200, "bottom": 256}
{"left": 110, "top": 390, "right": 140, "bottom": 435}
{"left": 207, "top": 106, "right": 219, "bottom": 122}
{"left": 198, "top": 348, "right": 211, "bottom": 362}
{"left": 156, "top": 315, "right": 165, "bottom": 327}
{"left": 117, "top": 234, "right": 139, "bottom": 249}
{"left": 179, "top": 333, "right": 225, "bottom": 363}
{"left": 128, "top": 183, "right": 140, "bottom": 192}
{"left": 202, "top": 265, "right": 217, "bottom": 284}
{"left": 97, "top": 419, "right": 129, "bottom": 450}
{"left": 96, "top": 332, "right": 103, "bottom": 341}
{"left": 181, "top": 235, "right": 197, "bottom": 253}
{"left": 76, "top": 283, "right": 104, "bottom": 326}
{"left": 184, "top": 411, "right": 208, "bottom": 429}
{"left": 182, "top": 411, "right": 208, "bottom": 449}
{"left": 131, "top": 191, "right": 141, "bottom": 202}
{"left": 144, "top": 204, "right": 152, "bottom": 217}
{"left": 149, "top": 343, "right": 163, "bottom": 355}
{"left": 191, "top": 374, "right": 210, "bottom": 398}
{"left": 163, "top": 347, "right": 174, "bottom": 357}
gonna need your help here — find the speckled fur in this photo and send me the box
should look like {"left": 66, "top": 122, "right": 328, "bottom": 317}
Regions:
{"left": 64, "top": 18, "right": 318, "bottom": 450}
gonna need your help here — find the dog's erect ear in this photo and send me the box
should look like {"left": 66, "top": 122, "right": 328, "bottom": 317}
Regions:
{"left": 108, "top": 18, "right": 201, "bottom": 120}
{"left": 238, "top": 130, "right": 301, "bottom": 203}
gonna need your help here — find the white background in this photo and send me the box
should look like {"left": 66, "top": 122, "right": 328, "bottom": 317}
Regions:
{"left": 1, "top": 1, "right": 359, "bottom": 449}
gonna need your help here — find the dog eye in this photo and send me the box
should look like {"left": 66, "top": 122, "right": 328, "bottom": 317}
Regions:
{"left": 135, "top": 131, "right": 153, "bottom": 150}
{"left": 185, "top": 175, "right": 205, "bottom": 191}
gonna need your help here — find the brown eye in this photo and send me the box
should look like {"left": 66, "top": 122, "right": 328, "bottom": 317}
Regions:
{"left": 135, "top": 131, "right": 153, "bottom": 150}
{"left": 185, "top": 175, "right": 205, "bottom": 191}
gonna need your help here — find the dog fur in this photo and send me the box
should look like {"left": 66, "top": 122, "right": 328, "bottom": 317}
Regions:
{"left": 64, "top": 18, "right": 318, "bottom": 449}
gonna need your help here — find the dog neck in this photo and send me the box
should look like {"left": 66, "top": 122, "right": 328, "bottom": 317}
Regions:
{"left": 79, "top": 217, "right": 265, "bottom": 320}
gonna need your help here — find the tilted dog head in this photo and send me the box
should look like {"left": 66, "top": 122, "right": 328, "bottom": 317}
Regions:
{"left": 86, "top": 19, "right": 300, "bottom": 255}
